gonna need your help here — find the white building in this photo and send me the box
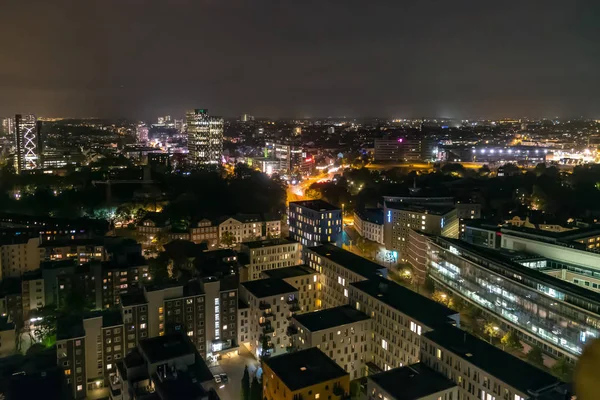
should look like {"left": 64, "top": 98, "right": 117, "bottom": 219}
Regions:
{"left": 0, "top": 236, "right": 41, "bottom": 279}
{"left": 353, "top": 208, "right": 384, "bottom": 244}
{"left": 219, "top": 214, "right": 281, "bottom": 246}
{"left": 239, "top": 238, "right": 302, "bottom": 281}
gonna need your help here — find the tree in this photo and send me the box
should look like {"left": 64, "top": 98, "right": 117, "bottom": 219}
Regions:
{"left": 149, "top": 252, "right": 171, "bottom": 284}
{"left": 422, "top": 275, "right": 435, "bottom": 294}
{"left": 250, "top": 376, "right": 262, "bottom": 400}
{"left": 500, "top": 331, "right": 523, "bottom": 351}
{"left": 32, "top": 306, "right": 57, "bottom": 347}
{"left": 483, "top": 322, "right": 501, "bottom": 344}
{"left": 501, "top": 331, "right": 523, "bottom": 352}
{"left": 551, "top": 357, "right": 574, "bottom": 382}
{"left": 221, "top": 231, "right": 236, "bottom": 248}
{"left": 241, "top": 366, "right": 250, "bottom": 400}
{"left": 432, "top": 291, "right": 453, "bottom": 308}
{"left": 350, "top": 380, "right": 362, "bottom": 400}
{"left": 526, "top": 346, "right": 544, "bottom": 367}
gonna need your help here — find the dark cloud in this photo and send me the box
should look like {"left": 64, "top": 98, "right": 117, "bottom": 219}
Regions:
{"left": 0, "top": 0, "right": 599, "bottom": 119}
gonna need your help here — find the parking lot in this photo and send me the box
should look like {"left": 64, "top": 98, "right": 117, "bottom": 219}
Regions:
{"left": 210, "top": 346, "right": 261, "bottom": 400}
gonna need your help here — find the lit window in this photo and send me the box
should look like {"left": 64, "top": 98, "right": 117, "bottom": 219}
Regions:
{"left": 107, "top": 364, "right": 112, "bottom": 370}
{"left": 436, "top": 349, "right": 442, "bottom": 359}
{"left": 140, "top": 323, "right": 146, "bottom": 329}
{"left": 315, "top": 394, "right": 320, "bottom": 399}
{"left": 382, "top": 339, "right": 388, "bottom": 350}
{"left": 77, "top": 385, "right": 83, "bottom": 391}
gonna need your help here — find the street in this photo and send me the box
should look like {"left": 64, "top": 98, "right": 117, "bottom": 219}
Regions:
{"left": 211, "top": 346, "right": 261, "bottom": 400}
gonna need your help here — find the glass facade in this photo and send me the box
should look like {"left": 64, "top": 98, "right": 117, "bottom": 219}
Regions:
{"left": 427, "top": 238, "right": 600, "bottom": 359}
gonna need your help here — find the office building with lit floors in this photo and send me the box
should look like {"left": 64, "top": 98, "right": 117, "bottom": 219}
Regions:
{"left": 239, "top": 278, "right": 299, "bottom": 358}
{"left": 14, "top": 114, "right": 40, "bottom": 173}
{"left": 239, "top": 238, "right": 302, "bottom": 281}
{"left": 349, "top": 277, "right": 460, "bottom": 373}
{"left": 421, "top": 324, "right": 566, "bottom": 400}
{"left": 367, "top": 363, "right": 457, "bottom": 400}
{"left": 383, "top": 202, "right": 458, "bottom": 262}
{"left": 289, "top": 200, "right": 342, "bottom": 247}
{"left": 290, "top": 305, "right": 370, "bottom": 379}
{"left": 186, "top": 109, "right": 224, "bottom": 166}
{"left": 263, "top": 347, "right": 350, "bottom": 400}
{"left": 304, "top": 244, "right": 387, "bottom": 309}
{"left": 425, "top": 236, "right": 600, "bottom": 362}
{"left": 261, "top": 265, "right": 322, "bottom": 313}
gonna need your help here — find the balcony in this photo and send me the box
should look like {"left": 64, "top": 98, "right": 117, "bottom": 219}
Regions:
{"left": 262, "top": 310, "right": 274, "bottom": 318}
{"left": 259, "top": 302, "right": 271, "bottom": 310}
{"left": 286, "top": 325, "right": 298, "bottom": 336}
{"left": 262, "top": 325, "right": 274, "bottom": 334}
{"left": 290, "top": 303, "right": 301, "bottom": 312}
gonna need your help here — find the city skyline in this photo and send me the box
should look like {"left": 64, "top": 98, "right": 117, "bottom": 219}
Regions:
{"left": 1, "top": 1, "right": 599, "bottom": 119}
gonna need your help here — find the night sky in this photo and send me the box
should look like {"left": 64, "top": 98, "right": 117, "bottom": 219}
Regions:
{"left": 1, "top": 0, "right": 599, "bottom": 119}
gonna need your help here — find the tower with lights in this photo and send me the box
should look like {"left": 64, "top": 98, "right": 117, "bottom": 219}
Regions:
{"left": 14, "top": 114, "right": 39, "bottom": 173}
{"left": 186, "top": 109, "right": 223, "bottom": 166}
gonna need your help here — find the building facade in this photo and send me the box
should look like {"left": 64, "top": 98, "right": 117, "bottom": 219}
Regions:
{"left": 239, "top": 238, "right": 302, "bottom": 281}
{"left": 219, "top": 214, "right": 281, "bottom": 246}
{"left": 289, "top": 200, "right": 342, "bottom": 247}
{"left": 186, "top": 109, "right": 224, "bottom": 166}
{"left": 354, "top": 208, "right": 384, "bottom": 245}
{"left": 14, "top": 114, "right": 40, "bottom": 173}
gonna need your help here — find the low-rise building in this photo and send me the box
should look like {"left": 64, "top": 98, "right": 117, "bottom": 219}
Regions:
{"left": 219, "top": 214, "right": 281, "bottom": 245}
{"left": 190, "top": 218, "right": 219, "bottom": 247}
{"left": 349, "top": 277, "right": 460, "bottom": 373}
{"left": 39, "top": 239, "right": 108, "bottom": 264}
{"left": 289, "top": 200, "right": 342, "bottom": 247}
{"left": 262, "top": 265, "right": 321, "bottom": 313}
{"left": 354, "top": 208, "right": 384, "bottom": 245}
{"left": 263, "top": 347, "right": 350, "bottom": 400}
{"left": 239, "top": 278, "right": 299, "bottom": 358}
{"left": 367, "top": 363, "right": 457, "bottom": 400}
{"left": 304, "top": 244, "right": 387, "bottom": 309}
{"left": 239, "top": 238, "right": 302, "bottom": 281}
{"left": 291, "top": 305, "right": 370, "bottom": 379}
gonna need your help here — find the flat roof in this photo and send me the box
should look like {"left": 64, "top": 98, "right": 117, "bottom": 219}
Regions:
{"left": 138, "top": 333, "right": 196, "bottom": 364}
{"left": 264, "top": 347, "right": 348, "bottom": 391}
{"left": 120, "top": 291, "right": 148, "bottom": 307}
{"left": 56, "top": 316, "right": 85, "bottom": 340}
{"left": 243, "top": 238, "right": 297, "bottom": 249}
{"left": 293, "top": 305, "right": 369, "bottom": 332}
{"left": 289, "top": 199, "right": 340, "bottom": 212}
{"left": 384, "top": 201, "right": 455, "bottom": 216}
{"left": 307, "top": 244, "right": 386, "bottom": 279}
{"left": 423, "top": 325, "right": 559, "bottom": 394}
{"left": 369, "top": 363, "right": 456, "bottom": 400}
{"left": 350, "top": 277, "right": 458, "bottom": 328}
{"left": 241, "top": 278, "right": 297, "bottom": 298}
{"left": 262, "top": 265, "right": 315, "bottom": 280}
{"left": 354, "top": 208, "right": 384, "bottom": 225}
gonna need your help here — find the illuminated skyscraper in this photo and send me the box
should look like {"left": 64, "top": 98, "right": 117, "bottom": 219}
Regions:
{"left": 14, "top": 114, "right": 39, "bottom": 173}
{"left": 136, "top": 123, "right": 149, "bottom": 143}
{"left": 186, "top": 109, "right": 223, "bottom": 166}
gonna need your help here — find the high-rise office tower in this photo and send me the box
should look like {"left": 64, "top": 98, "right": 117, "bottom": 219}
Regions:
{"left": 186, "top": 109, "right": 223, "bottom": 166}
{"left": 14, "top": 114, "right": 39, "bottom": 173}
{"left": 136, "top": 123, "right": 149, "bottom": 143}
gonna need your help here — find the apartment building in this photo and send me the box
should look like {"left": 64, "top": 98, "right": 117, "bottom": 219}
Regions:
{"left": 289, "top": 200, "right": 342, "bottom": 247}
{"left": 100, "top": 258, "right": 150, "bottom": 308}
{"left": 190, "top": 218, "right": 219, "bottom": 247}
{"left": 22, "top": 270, "right": 45, "bottom": 319}
{"left": 354, "top": 208, "right": 384, "bottom": 245}
{"left": 143, "top": 276, "right": 238, "bottom": 360}
{"left": 111, "top": 333, "right": 215, "bottom": 400}
{"left": 0, "top": 277, "right": 23, "bottom": 329}
{"left": 239, "top": 278, "right": 299, "bottom": 358}
{"left": 262, "top": 265, "right": 321, "bottom": 313}
{"left": 0, "top": 236, "right": 41, "bottom": 279}
{"left": 349, "top": 278, "right": 460, "bottom": 372}
{"left": 383, "top": 202, "right": 458, "bottom": 262}
{"left": 421, "top": 324, "right": 565, "bottom": 400}
{"left": 304, "top": 244, "right": 387, "bottom": 309}
{"left": 136, "top": 212, "right": 170, "bottom": 242}
{"left": 263, "top": 347, "right": 350, "bottom": 400}
{"left": 219, "top": 214, "right": 281, "bottom": 245}
{"left": 367, "top": 363, "right": 457, "bottom": 400}
{"left": 39, "top": 239, "right": 108, "bottom": 264}
{"left": 119, "top": 292, "right": 150, "bottom": 353}
{"left": 291, "top": 305, "right": 370, "bottom": 379}
{"left": 56, "top": 310, "right": 129, "bottom": 400}
{"left": 239, "top": 238, "right": 302, "bottom": 281}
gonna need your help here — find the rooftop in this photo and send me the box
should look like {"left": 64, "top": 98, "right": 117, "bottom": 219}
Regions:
{"left": 262, "top": 265, "right": 315, "bottom": 280}
{"left": 264, "top": 347, "right": 348, "bottom": 391}
{"left": 307, "top": 244, "right": 387, "bottom": 279}
{"left": 138, "top": 333, "right": 197, "bottom": 364}
{"left": 354, "top": 208, "right": 384, "bottom": 225}
{"left": 369, "top": 363, "right": 456, "bottom": 400}
{"left": 293, "top": 305, "right": 369, "bottom": 332}
{"left": 241, "top": 278, "right": 297, "bottom": 298}
{"left": 120, "top": 291, "right": 148, "bottom": 307}
{"left": 243, "top": 237, "right": 297, "bottom": 249}
{"left": 290, "top": 199, "right": 341, "bottom": 212}
{"left": 384, "top": 201, "right": 455, "bottom": 216}
{"left": 423, "top": 324, "right": 560, "bottom": 394}
{"left": 350, "top": 277, "right": 459, "bottom": 328}
{"left": 56, "top": 316, "right": 85, "bottom": 340}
